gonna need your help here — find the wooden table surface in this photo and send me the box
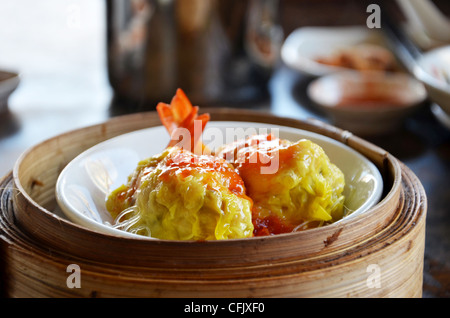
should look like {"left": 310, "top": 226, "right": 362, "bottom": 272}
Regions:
{"left": 0, "top": 0, "right": 449, "bottom": 298}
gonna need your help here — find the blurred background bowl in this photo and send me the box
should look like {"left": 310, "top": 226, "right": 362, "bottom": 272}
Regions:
{"left": 281, "top": 26, "right": 398, "bottom": 77}
{"left": 307, "top": 71, "right": 427, "bottom": 136}
{"left": 0, "top": 70, "right": 20, "bottom": 113}
{"left": 414, "top": 45, "right": 450, "bottom": 122}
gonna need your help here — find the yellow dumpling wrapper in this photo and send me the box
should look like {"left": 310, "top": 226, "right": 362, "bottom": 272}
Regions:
{"left": 217, "top": 135, "right": 346, "bottom": 232}
{"left": 106, "top": 147, "right": 254, "bottom": 240}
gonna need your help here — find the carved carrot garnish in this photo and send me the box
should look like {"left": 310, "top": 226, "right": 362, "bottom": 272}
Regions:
{"left": 156, "top": 89, "right": 210, "bottom": 154}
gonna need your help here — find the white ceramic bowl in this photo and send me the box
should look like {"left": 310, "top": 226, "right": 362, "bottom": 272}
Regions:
{"left": 281, "top": 26, "right": 392, "bottom": 77}
{"left": 307, "top": 71, "right": 427, "bottom": 135}
{"left": 414, "top": 45, "right": 450, "bottom": 118}
{"left": 55, "top": 122, "right": 383, "bottom": 239}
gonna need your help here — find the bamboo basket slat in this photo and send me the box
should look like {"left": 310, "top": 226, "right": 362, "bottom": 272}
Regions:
{"left": 0, "top": 109, "right": 427, "bottom": 297}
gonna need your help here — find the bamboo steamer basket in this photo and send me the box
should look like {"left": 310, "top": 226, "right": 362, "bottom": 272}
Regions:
{"left": 0, "top": 109, "right": 426, "bottom": 298}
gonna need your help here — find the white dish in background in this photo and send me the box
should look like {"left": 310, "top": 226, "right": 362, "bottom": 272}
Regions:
{"left": 0, "top": 70, "right": 20, "bottom": 112}
{"left": 414, "top": 45, "right": 450, "bottom": 118}
{"left": 56, "top": 122, "right": 383, "bottom": 239}
{"left": 308, "top": 71, "right": 427, "bottom": 136}
{"left": 281, "top": 26, "right": 392, "bottom": 77}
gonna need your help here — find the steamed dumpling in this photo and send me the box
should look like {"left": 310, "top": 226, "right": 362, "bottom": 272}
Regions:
{"left": 106, "top": 147, "right": 254, "bottom": 240}
{"left": 216, "top": 134, "right": 345, "bottom": 235}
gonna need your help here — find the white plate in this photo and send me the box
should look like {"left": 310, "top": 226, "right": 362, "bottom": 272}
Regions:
{"left": 281, "top": 26, "right": 388, "bottom": 77}
{"left": 56, "top": 122, "right": 383, "bottom": 239}
{"left": 414, "top": 45, "right": 450, "bottom": 117}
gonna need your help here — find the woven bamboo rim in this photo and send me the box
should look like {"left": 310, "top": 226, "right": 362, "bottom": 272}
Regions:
{"left": 0, "top": 109, "right": 426, "bottom": 297}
